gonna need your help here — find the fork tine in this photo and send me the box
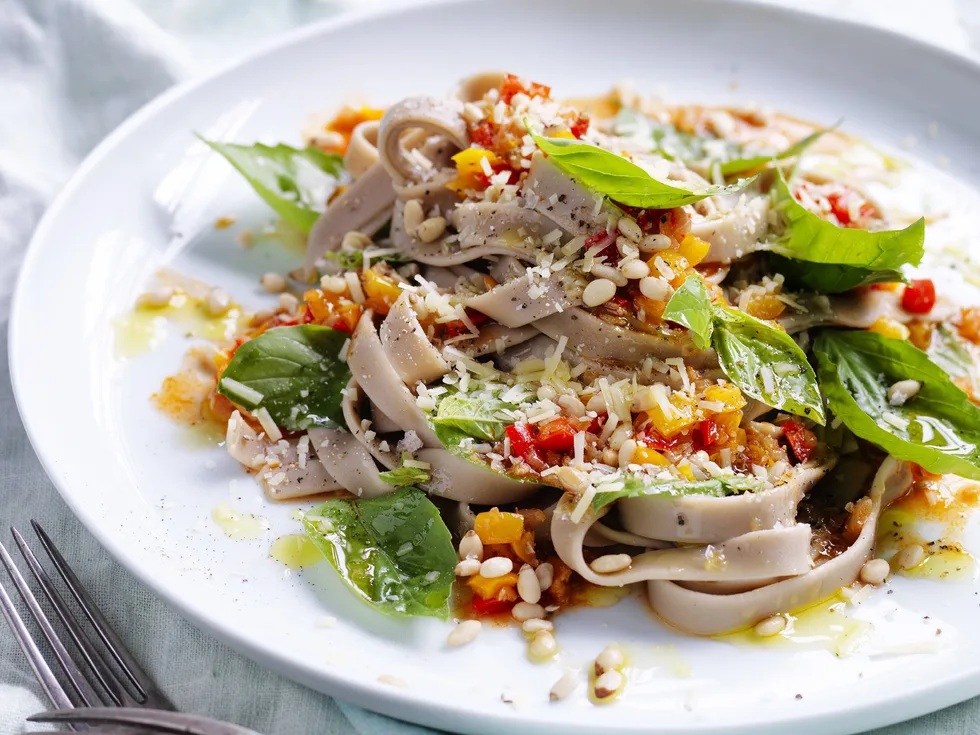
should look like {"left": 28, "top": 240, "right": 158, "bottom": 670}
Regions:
{"left": 13, "top": 527, "right": 136, "bottom": 707}
{"left": 0, "top": 537, "right": 101, "bottom": 707}
{"left": 31, "top": 707, "right": 259, "bottom": 735}
{"left": 31, "top": 520, "right": 175, "bottom": 709}
{"left": 0, "top": 567, "right": 74, "bottom": 710}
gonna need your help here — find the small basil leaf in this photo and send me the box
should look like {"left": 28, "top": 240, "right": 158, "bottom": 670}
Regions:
{"left": 662, "top": 275, "right": 714, "bottom": 349}
{"left": 430, "top": 391, "right": 513, "bottom": 444}
{"left": 718, "top": 126, "right": 834, "bottom": 178}
{"left": 201, "top": 138, "right": 345, "bottom": 233}
{"left": 814, "top": 329, "right": 980, "bottom": 480}
{"left": 771, "top": 255, "right": 906, "bottom": 293}
{"left": 767, "top": 171, "right": 924, "bottom": 291}
{"left": 303, "top": 487, "right": 457, "bottom": 619}
{"left": 217, "top": 325, "right": 351, "bottom": 431}
{"left": 713, "top": 308, "right": 825, "bottom": 424}
{"left": 928, "top": 324, "right": 976, "bottom": 380}
{"left": 530, "top": 133, "right": 754, "bottom": 209}
{"left": 593, "top": 474, "right": 764, "bottom": 512}
{"left": 378, "top": 461, "right": 432, "bottom": 488}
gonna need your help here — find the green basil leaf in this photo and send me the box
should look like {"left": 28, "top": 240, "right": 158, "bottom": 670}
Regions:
{"left": 771, "top": 255, "right": 906, "bottom": 293}
{"left": 530, "top": 133, "right": 754, "bottom": 209}
{"left": 378, "top": 460, "right": 432, "bottom": 488}
{"left": 593, "top": 474, "right": 764, "bottom": 511}
{"left": 718, "top": 127, "right": 833, "bottom": 178}
{"left": 201, "top": 138, "right": 345, "bottom": 233}
{"left": 713, "top": 308, "right": 825, "bottom": 424}
{"left": 814, "top": 329, "right": 980, "bottom": 480}
{"left": 303, "top": 487, "right": 457, "bottom": 619}
{"left": 928, "top": 325, "right": 975, "bottom": 380}
{"left": 217, "top": 325, "right": 351, "bottom": 431}
{"left": 430, "top": 391, "right": 513, "bottom": 444}
{"left": 322, "top": 247, "right": 403, "bottom": 271}
{"left": 767, "top": 171, "right": 924, "bottom": 292}
{"left": 661, "top": 275, "right": 714, "bottom": 349}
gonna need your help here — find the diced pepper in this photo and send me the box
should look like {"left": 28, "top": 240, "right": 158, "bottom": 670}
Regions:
{"left": 745, "top": 293, "right": 786, "bottom": 321}
{"left": 534, "top": 417, "right": 577, "bottom": 452}
{"left": 549, "top": 130, "right": 576, "bottom": 140}
{"left": 901, "top": 279, "right": 936, "bottom": 315}
{"left": 510, "top": 530, "right": 538, "bottom": 567}
{"left": 570, "top": 114, "right": 590, "bottom": 139}
{"left": 703, "top": 383, "right": 747, "bottom": 412}
{"left": 869, "top": 316, "right": 910, "bottom": 341}
{"left": 468, "top": 571, "right": 519, "bottom": 600}
{"left": 475, "top": 508, "right": 525, "bottom": 545}
{"left": 907, "top": 320, "right": 934, "bottom": 351}
{"left": 303, "top": 289, "right": 361, "bottom": 333}
{"left": 677, "top": 234, "right": 710, "bottom": 267}
{"left": 649, "top": 250, "right": 688, "bottom": 276}
{"left": 642, "top": 391, "right": 697, "bottom": 439}
{"left": 713, "top": 410, "right": 742, "bottom": 439}
{"left": 498, "top": 74, "right": 551, "bottom": 104}
{"left": 505, "top": 423, "right": 544, "bottom": 470}
{"left": 698, "top": 419, "right": 721, "bottom": 448}
{"left": 362, "top": 269, "right": 402, "bottom": 315}
{"left": 677, "top": 464, "right": 695, "bottom": 481}
{"left": 826, "top": 189, "right": 875, "bottom": 227}
{"left": 447, "top": 148, "right": 500, "bottom": 193}
{"left": 635, "top": 294, "right": 666, "bottom": 324}
{"left": 960, "top": 308, "right": 980, "bottom": 344}
{"left": 471, "top": 596, "right": 515, "bottom": 617}
{"left": 631, "top": 446, "right": 672, "bottom": 467}
{"left": 782, "top": 421, "right": 818, "bottom": 463}
{"left": 326, "top": 106, "right": 385, "bottom": 137}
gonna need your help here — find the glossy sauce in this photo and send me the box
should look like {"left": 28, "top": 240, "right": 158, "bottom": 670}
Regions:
{"left": 270, "top": 534, "right": 324, "bottom": 569}
{"left": 114, "top": 292, "right": 244, "bottom": 359}
{"left": 211, "top": 502, "right": 269, "bottom": 540}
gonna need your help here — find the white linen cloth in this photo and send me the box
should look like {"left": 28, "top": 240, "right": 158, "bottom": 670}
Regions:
{"left": 1, "top": 1, "right": 979, "bottom": 733}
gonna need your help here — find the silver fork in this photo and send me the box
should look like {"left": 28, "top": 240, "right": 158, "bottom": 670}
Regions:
{"left": 0, "top": 520, "right": 258, "bottom": 735}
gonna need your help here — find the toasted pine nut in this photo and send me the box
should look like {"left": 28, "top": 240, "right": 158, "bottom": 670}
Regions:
{"left": 640, "top": 233, "right": 671, "bottom": 251}
{"left": 480, "top": 556, "right": 514, "bottom": 578}
{"left": 590, "top": 554, "right": 632, "bottom": 574}
{"left": 454, "top": 558, "right": 481, "bottom": 576}
{"left": 136, "top": 286, "right": 175, "bottom": 309}
{"left": 535, "top": 562, "right": 554, "bottom": 592}
{"left": 594, "top": 644, "right": 624, "bottom": 675}
{"left": 582, "top": 278, "right": 617, "bottom": 307}
{"left": 888, "top": 379, "right": 922, "bottom": 406}
{"left": 205, "top": 288, "right": 231, "bottom": 317}
{"left": 618, "top": 439, "right": 637, "bottom": 469}
{"left": 518, "top": 564, "right": 542, "bottom": 604}
{"left": 753, "top": 615, "right": 787, "bottom": 637}
{"left": 620, "top": 259, "right": 650, "bottom": 280}
{"left": 278, "top": 293, "right": 299, "bottom": 313}
{"left": 522, "top": 618, "right": 554, "bottom": 634}
{"left": 594, "top": 669, "right": 624, "bottom": 699}
{"left": 557, "top": 466, "right": 589, "bottom": 494}
{"left": 895, "top": 544, "right": 926, "bottom": 570}
{"left": 320, "top": 275, "right": 348, "bottom": 294}
{"left": 536, "top": 384, "right": 557, "bottom": 401}
{"left": 639, "top": 276, "right": 671, "bottom": 301}
{"left": 528, "top": 630, "right": 558, "bottom": 661}
{"left": 617, "top": 216, "right": 643, "bottom": 242}
{"left": 341, "top": 231, "right": 372, "bottom": 250}
{"left": 403, "top": 199, "right": 424, "bottom": 233}
{"left": 416, "top": 216, "right": 447, "bottom": 243}
{"left": 859, "top": 558, "right": 890, "bottom": 585}
{"left": 260, "top": 272, "right": 287, "bottom": 293}
{"left": 458, "top": 530, "right": 483, "bottom": 561}
{"left": 549, "top": 671, "right": 579, "bottom": 701}
{"left": 590, "top": 263, "right": 628, "bottom": 287}
{"left": 557, "top": 394, "right": 586, "bottom": 418}
{"left": 447, "top": 619, "right": 482, "bottom": 647}
{"left": 512, "top": 602, "right": 546, "bottom": 622}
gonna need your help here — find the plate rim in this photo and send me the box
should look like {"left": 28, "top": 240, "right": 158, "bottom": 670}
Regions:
{"left": 10, "top": 1, "right": 980, "bottom": 732}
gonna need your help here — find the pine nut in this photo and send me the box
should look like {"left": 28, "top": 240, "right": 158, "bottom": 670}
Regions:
{"left": 590, "top": 554, "right": 632, "bottom": 574}
{"left": 590, "top": 264, "right": 628, "bottom": 287}
{"left": 617, "top": 216, "right": 643, "bottom": 242}
{"left": 550, "top": 671, "right": 579, "bottom": 701}
{"left": 557, "top": 394, "right": 586, "bottom": 418}
{"left": 594, "top": 644, "right": 624, "bottom": 675}
{"left": 454, "top": 558, "right": 481, "bottom": 576}
{"left": 582, "top": 278, "right": 617, "bottom": 307}
{"left": 585, "top": 393, "right": 606, "bottom": 412}
{"left": 536, "top": 385, "right": 557, "bottom": 402}
{"left": 512, "top": 602, "right": 546, "bottom": 622}
{"left": 895, "top": 544, "right": 926, "bottom": 570}
{"left": 557, "top": 466, "right": 588, "bottom": 494}
{"left": 458, "top": 530, "right": 483, "bottom": 561}
{"left": 320, "top": 275, "right": 348, "bottom": 294}
{"left": 205, "top": 288, "right": 231, "bottom": 317}
{"left": 341, "top": 231, "right": 372, "bottom": 250}
{"left": 416, "top": 216, "right": 447, "bottom": 243}
{"left": 888, "top": 379, "right": 922, "bottom": 406}
{"left": 518, "top": 564, "right": 542, "bottom": 604}
{"left": 528, "top": 630, "right": 558, "bottom": 661}
{"left": 522, "top": 618, "right": 554, "bottom": 634}
{"left": 753, "top": 615, "right": 787, "bottom": 637}
{"left": 620, "top": 259, "right": 650, "bottom": 280}
{"left": 601, "top": 447, "right": 619, "bottom": 467}
{"left": 594, "top": 669, "right": 624, "bottom": 699}
{"left": 480, "top": 556, "right": 514, "bottom": 578}
{"left": 447, "top": 619, "right": 482, "bottom": 647}
{"left": 278, "top": 293, "right": 299, "bottom": 313}
{"left": 462, "top": 102, "right": 485, "bottom": 124}
{"left": 607, "top": 423, "right": 632, "bottom": 451}
{"left": 260, "top": 272, "right": 287, "bottom": 293}
{"left": 618, "top": 439, "right": 637, "bottom": 469}
{"left": 640, "top": 233, "right": 671, "bottom": 251}
{"left": 639, "top": 276, "right": 672, "bottom": 301}
{"left": 136, "top": 286, "right": 175, "bottom": 309}
{"left": 535, "top": 562, "right": 554, "bottom": 592}
{"left": 859, "top": 558, "right": 890, "bottom": 585}
{"left": 403, "top": 199, "right": 424, "bottom": 233}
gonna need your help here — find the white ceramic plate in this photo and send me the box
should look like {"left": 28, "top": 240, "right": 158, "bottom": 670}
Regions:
{"left": 12, "top": 1, "right": 980, "bottom": 732}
